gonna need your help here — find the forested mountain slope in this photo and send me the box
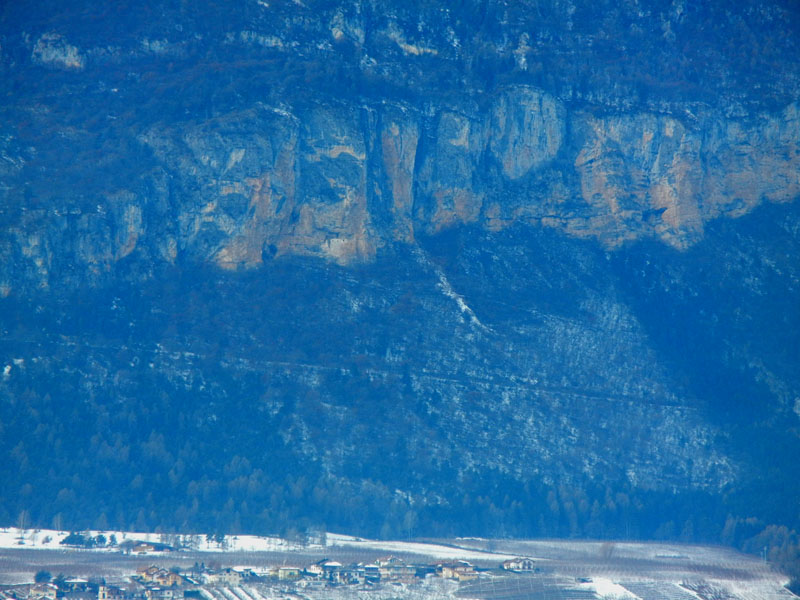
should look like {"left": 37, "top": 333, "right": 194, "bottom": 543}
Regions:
{"left": 0, "top": 0, "right": 799, "bottom": 568}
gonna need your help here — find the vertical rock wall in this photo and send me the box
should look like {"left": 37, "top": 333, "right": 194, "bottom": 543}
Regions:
{"left": 105, "top": 90, "right": 800, "bottom": 277}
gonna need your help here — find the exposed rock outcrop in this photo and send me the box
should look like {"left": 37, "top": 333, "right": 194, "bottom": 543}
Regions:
{"left": 115, "top": 91, "right": 800, "bottom": 275}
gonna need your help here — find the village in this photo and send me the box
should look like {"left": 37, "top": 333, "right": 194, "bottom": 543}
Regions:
{"left": 0, "top": 551, "right": 539, "bottom": 600}
{"left": 1, "top": 529, "right": 790, "bottom": 600}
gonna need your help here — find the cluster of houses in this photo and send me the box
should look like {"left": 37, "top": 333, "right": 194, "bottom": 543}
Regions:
{"left": 297, "top": 556, "right": 479, "bottom": 586}
{"left": 0, "top": 556, "right": 537, "bottom": 600}
{"left": 136, "top": 556, "right": 485, "bottom": 589}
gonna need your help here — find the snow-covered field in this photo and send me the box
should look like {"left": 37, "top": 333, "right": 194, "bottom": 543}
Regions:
{"left": 325, "top": 533, "right": 518, "bottom": 562}
{"left": 0, "top": 528, "right": 517, "bottom": 563}
{"left": 0, "top": 528, "right": 303, "bottom": 554}
{"left": 436, "top": 537, "right": 795, "bottom": 600}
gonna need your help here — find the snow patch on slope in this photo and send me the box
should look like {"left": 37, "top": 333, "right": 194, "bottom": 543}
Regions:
{"left": 326, "top": 532, "right": 517, "bottom": 561}
{"left": 412, "top": 247, "right": 491, "bottom": 332}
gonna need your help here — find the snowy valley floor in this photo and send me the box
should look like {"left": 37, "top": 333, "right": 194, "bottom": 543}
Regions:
{"left": 0, "top": 528, "right": 794, "bottom": 600}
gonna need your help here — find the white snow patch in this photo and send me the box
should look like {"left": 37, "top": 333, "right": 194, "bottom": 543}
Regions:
{"left": 225, "top": 148, "right": 245, "bottom": 173}
{"left": 412, "top": 247, "right": 491, "bottom": 333}
{"left": 584, "top": 578, "right": 639, "bottom": 599}
{"left": 325, "top": 532, "right": 517, "bottom": 561}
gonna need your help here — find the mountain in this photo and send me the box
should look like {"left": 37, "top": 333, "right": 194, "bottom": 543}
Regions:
{"left": 1, "top": 0, "right": 799, "bottom": 556}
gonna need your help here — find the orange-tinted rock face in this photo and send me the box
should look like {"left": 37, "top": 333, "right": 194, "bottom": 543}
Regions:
{"left": 572, "top": 113, "right": 704, "bottom": 249}
{"left": 45, "top": 90, "right": 799, "bottom": 278}
{"left": 414, "top": 110, "right": 486, "bottom": 235}
{"left": 567, "top": 103, "right": 800, "bottom": 250}
{"left": 1, "top": 0, "right": 798, "bottom": 292}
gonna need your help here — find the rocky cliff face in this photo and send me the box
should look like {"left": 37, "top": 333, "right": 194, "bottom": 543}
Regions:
{"left": 0, "top": 0, "right": 799, "bottom": 540}
{"left": 2, "top": 0, "right": 800, "bottom": 285}
{"left": 3, "top": 87, "right": 799, "bottom": 283}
